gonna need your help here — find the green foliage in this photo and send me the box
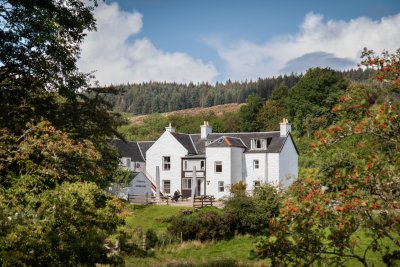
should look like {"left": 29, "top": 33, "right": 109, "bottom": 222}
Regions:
{"left": 239, "top": 94, "right": 264, "bottom": 131}
{"left": 167, "top": 208, "right": 232, "bottom": 242}
{"left": 0, "top": 1, "right": 125, "bottom": 265}
{"left": 105, "top": 76, "right": 301, "bottom": 115}
{"left": 104, "top": 69, "right": 372, "bottom": 116}
{"left": 255, "top": 51, "right": 400, "bottom": 266}
{"left": 286, "top": 67, "right": 348, "bottom": 136}
{"left": 256, "top": 100, "right": 286, "bottom": 131}
{"left": 224, "top": 183, "right": 280, "bottom": 235}
{"left": 118, "top": 111, "right": 241, "bottom": 141}
{"left": 229, "top": 181, "right": 247, "bottom": 195}
{"left": 0, "top": 182, "right": 123, "bottom": 266}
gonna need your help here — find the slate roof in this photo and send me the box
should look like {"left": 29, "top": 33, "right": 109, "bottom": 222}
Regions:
{"left": 207, "top": 136, "right": 246, "bottom": 148}
{"left": 170, "top": 131, "right": 297, "bottom": 155}
{"left": 137, "top": 141, "right": 155, "bottom": 160}
{"left": 170, "top": 132, "right": 197, "bottom": 155}
{"left": 112, "top": 129, "right": 298, "bottom": 161}
{"left": 110, "top": 140, "right": 148, "bottom": 162}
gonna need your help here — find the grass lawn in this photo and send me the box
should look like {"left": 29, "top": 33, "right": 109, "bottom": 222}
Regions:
{"left": 124, "top": 235, "right": 267, "bottom": 267}
{"left": 121, "top": 204, "right": 398, "bottom": 267}
{"left": 124, "top": 204, "right": 192, "bottom": 233}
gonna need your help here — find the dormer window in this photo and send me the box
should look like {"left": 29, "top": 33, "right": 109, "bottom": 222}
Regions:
{"left": 251, "top": 139, "right": 267, "bottom": 150}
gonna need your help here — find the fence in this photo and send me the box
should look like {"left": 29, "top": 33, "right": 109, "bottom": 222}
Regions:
{"left": 193, "top": 195, "right": 215, "bottom": 208}
{"left": 127, "top": 193, "right": 151, "bottom": 204}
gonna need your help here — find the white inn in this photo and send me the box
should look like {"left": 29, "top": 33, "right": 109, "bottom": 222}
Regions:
{"left": 111, "top": 119, "right": 298, "bottom": 199}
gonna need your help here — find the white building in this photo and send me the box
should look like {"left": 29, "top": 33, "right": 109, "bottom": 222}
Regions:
{"left": 113, "top": 120, "right": 298, "bottom": 199}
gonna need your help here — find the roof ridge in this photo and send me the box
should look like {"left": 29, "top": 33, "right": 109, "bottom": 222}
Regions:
{"left": 189, "top": 135, "right": 198, "bottom": 154}
{"left": 209, "top": 131, "right": 280, "bottom": 135}
{"left": 136, "top": 142, "right": 145, "bottom": 161}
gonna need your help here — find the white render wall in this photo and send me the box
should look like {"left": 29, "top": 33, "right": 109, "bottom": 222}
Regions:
{"left": 183, "top": 159, "right": 205, "bottom": 171}
{"left": 243, "top": 153, "right": 267, "bottom": 190}
{"left": 128, "top": 172, "right": 152, "bottom": 196}
{"left": 267, "top": 153, "right": 280, "bottom": 185}
{"left": 279, "top": 136, "right": 298, "bottom": 188}
{"left": 205, "top": 147, "right": 233, "bottom": 199}
{"left": 231, "top": 147, "right": 244, "bottom": 184}
{"left": 120, "top": 157, "right": 146, "bottom": 173}
{"left": 146, "top": 131, "right": 187, "bottom": 195}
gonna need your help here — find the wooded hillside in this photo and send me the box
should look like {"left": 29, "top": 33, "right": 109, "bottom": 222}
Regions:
{"left": 103, "top": 68, "right": 373, "bottom": 115}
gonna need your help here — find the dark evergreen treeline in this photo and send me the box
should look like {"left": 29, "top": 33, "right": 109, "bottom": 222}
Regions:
{"left": 104, "top": 68, "right": 373, "bottom": 115}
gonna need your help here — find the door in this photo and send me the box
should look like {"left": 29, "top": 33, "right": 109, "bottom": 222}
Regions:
{"left": 197, "top": 179, "right": 202, "bottom": 196}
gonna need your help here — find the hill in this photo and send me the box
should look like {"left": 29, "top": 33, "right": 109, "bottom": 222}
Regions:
{"left": 126, "top": 103, "right": 243, "bottom": 126}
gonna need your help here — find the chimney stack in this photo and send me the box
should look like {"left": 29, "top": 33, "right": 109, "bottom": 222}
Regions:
{"left": 200, "top": 121, "right": 212, "bottom": 139}
{"left": 279, "top": 118, "right": 291, "bottom": 136}
{"left": 165, "top": 122, "right": 175, "bottom": 132}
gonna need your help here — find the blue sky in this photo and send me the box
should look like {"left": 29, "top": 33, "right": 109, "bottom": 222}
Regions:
{"left": 77, "top": 0, "right": 400, "bottom": 85}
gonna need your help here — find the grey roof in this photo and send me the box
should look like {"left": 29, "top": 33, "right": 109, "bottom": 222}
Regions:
{"left": 112, "top": 130, "right": 298, "bottom": 160}
{"left": 110, "top": 140, "right": 146, "bottom": 162}
{"left": 170, "top": 132, "right": 197, "bottom": 155}
{"left": 137, "top": 141, "right": 155, "bottom": 160}
{"left": 182, "top": 154, "right": 206, "bottom": 159}
{"left": 207, "top": 136, "right": 246, "bottom": 148}
{"left": 190, "top": 131, "right": 296, "bottom": 154}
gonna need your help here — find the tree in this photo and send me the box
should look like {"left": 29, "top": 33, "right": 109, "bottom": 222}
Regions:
{"left": 0, "top": 1, "right": 124, "bottom": 264}
{"left": 239, "top": 93, "right": 264, "bottom": 131}
{"left": 257, "top": 84, "right": 289, "bottom": 131}
{"left": 286, "top": 68, "right": 348, "bottom": 136}
{"left": 255, "top": 49, "right": 400, "bottom": 266}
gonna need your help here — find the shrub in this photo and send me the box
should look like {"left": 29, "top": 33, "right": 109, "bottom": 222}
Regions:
{"left": 167, "top": 207, "right": 232, "bottom": 242}
{"left": 224, "top": 183, "right": 280, "bottom": 235}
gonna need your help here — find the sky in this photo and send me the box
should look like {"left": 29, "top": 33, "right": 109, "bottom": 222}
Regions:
{"left": 77, "top": 0, "right": 400, "bottom": 85}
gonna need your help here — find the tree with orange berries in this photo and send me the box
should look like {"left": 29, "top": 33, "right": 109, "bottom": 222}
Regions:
{"left": 255, "top": 49, "right": 400, "bottom": 266}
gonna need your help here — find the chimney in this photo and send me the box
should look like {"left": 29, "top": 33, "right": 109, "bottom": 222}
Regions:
{"left": 279, "top": 118, "right": 291, "bottom": 136}
{"left": 165, "top": 122, "right": 175, "bottom": 132}
{"left": 200, "top": 121, "right": 212, "bottom": 139}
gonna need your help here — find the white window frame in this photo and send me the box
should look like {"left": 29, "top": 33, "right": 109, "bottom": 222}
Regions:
{"left": 182, "top": 178, "right": 192, "bottom": 190}
{"left": 200, "top": 160, "right": 205, "bottom": 170}
{"left": 253, "top": 160, "right": 259, "bottom": 169}
{"left": 183, "top": 160, "right": 188, "bottom": 171}
{"left": 251, "top": 139, "right": 266, "bottom": 150}
{"left": 215, "top": 161, "right": 222, "bottom": 173}
{"left": 218, "top": 181, "right": 224, "bottom": 192}
{"left": 163, "top": 156, "right": 171, "bottom": 170}
{"left": 163, "top": 180, "right": 171, "bottom": 194}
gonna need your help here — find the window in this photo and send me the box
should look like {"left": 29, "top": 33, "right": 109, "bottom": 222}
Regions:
{"left": 163, "top": 180, "right": 171, "bottom": 194}
{"left": 251, "top": 139, "right": 266, "bottom": 150}
{"left": 183, "top": 160, "right": 188, "bottom": 171}
{"left": 163, "top": 156, "right": 171, "bottom": 170}
{"left": 200, "top": 160, "right": 205, "bottom": 170}
{"left": 218, "top": 181, "right": 224, "bottom": 192}
{"left": 254, "top": 181, "right": 261, "bottom": 188}
{"left": 253, "top": 160, "right": 259, "bottom": 169}
{"left": 182, "top": 178, "right": 192, "bottom": 189}
{"left": 125, "top": 158, "right": 131, "bottom": 168}
{"left": 215, "top": 161, "right": 222, "bottom": 173}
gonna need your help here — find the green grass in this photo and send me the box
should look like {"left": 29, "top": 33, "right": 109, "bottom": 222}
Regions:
{"left": 124, "top": 235, "right": 267, "bottom": 267}
{"left": 124, "top": 204, "right": 192, "bottom": 233}
{"left": 121, "top": 204, "right": 398, "bottom": 267}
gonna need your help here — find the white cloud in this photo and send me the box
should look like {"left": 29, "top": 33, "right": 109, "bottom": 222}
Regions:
{"left": 209, "top": 12, "right": 400, "bottom": 80}
{"left": 78, "top": 2, "right": 218, "bottom": 85}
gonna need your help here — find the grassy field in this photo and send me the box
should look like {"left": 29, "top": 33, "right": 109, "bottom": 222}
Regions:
{"left": 121, "top": 204, "right": 397, "bottom": 267}
{"left": 124, "top": 204, "right": 191, "bottom": 234}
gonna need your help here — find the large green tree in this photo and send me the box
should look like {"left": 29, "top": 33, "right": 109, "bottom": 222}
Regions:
{"left": 239, "top": 93, "right": 264, "bottom": 131}
{"left": 286, "top": 68, "right": 348, "bottom": 136}
{"left": 0, "top": 1, "right": 124, "bottom": 265}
